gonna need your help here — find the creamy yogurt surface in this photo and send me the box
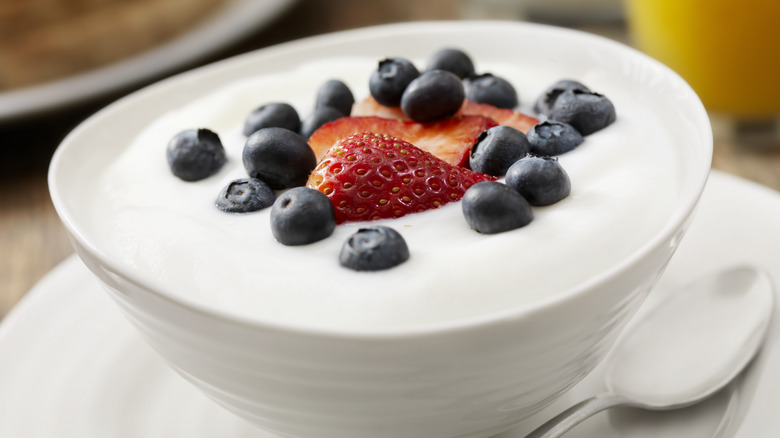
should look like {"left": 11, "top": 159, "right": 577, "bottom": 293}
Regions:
{"left": 89, "top": 57, "right": 682, "bottom": 331}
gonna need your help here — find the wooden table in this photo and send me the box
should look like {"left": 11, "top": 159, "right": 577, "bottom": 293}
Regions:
{"left": 1, "top": 0, "right": 778, "bottom": 320}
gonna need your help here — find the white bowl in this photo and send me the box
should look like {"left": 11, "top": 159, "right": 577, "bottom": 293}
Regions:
{"left": 49, "top": 21, "right": 712, "bottom": 438}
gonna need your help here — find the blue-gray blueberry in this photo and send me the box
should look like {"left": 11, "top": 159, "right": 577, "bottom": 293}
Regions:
{"left": 167, "top": 128, "right": 226, "bottom": 181}
{"left": 548, "top": 89, "right": 616, "bottom": 135}
{"left": 369, "top": 57, "right": 419, "bottom": 107}
{"left": 243, "top": 103, "right": 300, "bottom": 136}
{"left": 463, "top": 73, "right": 518, "bottom": 109}
{"left": 242, "top": 127, "right": 316, "bottom": 189}
{"left": 215, "top": 178, "right": 275, "bottom": 213}
{"left": 315, "top": 79, "right": 355, "bottom": 116}
{"left": 425, "top": 48, "right": 475, "bottom": 79}
{"left": 527, "top": 121, "right": 584, "bottom": 155}
{"left": 462, "top": 181, "right": 534, "bottom": 234}
{"left": 401, "top": 70, "right": 464, "bottom": 122}
{"left": 505, "top": 155, "right": 571, "bottom": 206}
{"left": 339, "top": 226, "right": 410, "bottom": 271}
{"left": 534, "top": 79, "right": 591, "bottom": 116}
{"left": 300, "top": 106, "right": 343, "bottom": 139}
{"left": 270, "top": 187, "right": 336, "bottom": 246}
{"left": 469, "top": 125, "right": 530, "bottom": 177}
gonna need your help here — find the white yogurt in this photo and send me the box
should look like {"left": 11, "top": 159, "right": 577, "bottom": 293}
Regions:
{"left": 89, "top": 57, "right": 682, "bottom": 331}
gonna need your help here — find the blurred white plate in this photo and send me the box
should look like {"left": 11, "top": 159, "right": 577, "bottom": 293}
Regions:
{"left": 1, "top": 171, "right": 777, "bottom": 437}
{"left": 0, "top": 0, "right": 295, "bottom": 122}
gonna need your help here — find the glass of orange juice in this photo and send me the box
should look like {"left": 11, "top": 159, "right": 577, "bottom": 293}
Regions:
{"left": 625, "top": 0, "right": 780, "bottom": 120}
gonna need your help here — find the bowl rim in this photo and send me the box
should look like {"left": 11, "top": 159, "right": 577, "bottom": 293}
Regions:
{"left": 48, "top": 20, "right": 713, "bottom": 340}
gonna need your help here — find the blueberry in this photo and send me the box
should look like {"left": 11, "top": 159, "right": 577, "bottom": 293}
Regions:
{"left": 425, "top": 48, "right": 475, "bottom": 79}
{"left": 166, "top": 128, "right": 226, "bottom": 181}
{"left": 270, "top": 187, "right": 336, "bottom": 246}
{"left": 469, "top": 125, "right": 530, "bottom": 177}
{"left": 369, "top": 57, "right": 420, "bottom": 107}
{"left": 215, "top": 178, "right": 275, "bottom": 213}
{"left": 315, "top": 79, "right": 355, "bottom": 116}
{"left": 534, "top": 79, "right": 591, "bottom": 116}
{"left": 339, "top": 226, "right": 410, "bottom": 271}
{"left": 527, "top": 121, "right": 584, "bottom": 156}
{"left": 462, "top": 181, "right": 533, "bottom": 234}
{"left": 548, "top": 89, "right": 616, "bottom": 135}
{"left": 400, "top": 70, "right": 464, "bottom": 122}
{"left": 300, "top": 106, "right": 343, "bottom": 139}
{"left": 243, "top": 127, "right": 316, "bottom": 189}
{"left": 505, "top": 155, "right": 571, "bottom": 206}
{"left": 243, "top": 103, "right": 300, "bottom": 136}
{"left": 463, "top": 73, "right": 518, "bottom": 109}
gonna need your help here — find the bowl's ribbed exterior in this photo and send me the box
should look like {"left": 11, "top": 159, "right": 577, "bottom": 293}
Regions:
{"left": 72, "top": 231, "right": 678, "bottom": 438}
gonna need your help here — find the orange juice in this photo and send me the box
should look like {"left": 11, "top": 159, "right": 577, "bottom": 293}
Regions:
{"left": 626, "top": 0, "right": 780, "bottom": 118}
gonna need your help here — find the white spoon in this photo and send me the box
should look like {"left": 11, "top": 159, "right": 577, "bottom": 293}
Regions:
{"left": 524, "top": 265, "right": 774, "bottom": 438}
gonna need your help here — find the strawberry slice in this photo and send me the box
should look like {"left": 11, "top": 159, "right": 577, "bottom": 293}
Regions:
{"left": 459, "top": 100, "right": 539, "bottom": 133}
{"left": 352, "top": 96, "right": 539, "bottom": 134}
{"left": 307, "top": 132, "right": 495, "bottom": 223}
{"left": 308, "top": 115, "right": 496, "bottom": 167}
{"left": 350, "top": 97, "right": 406, "bottom": 119}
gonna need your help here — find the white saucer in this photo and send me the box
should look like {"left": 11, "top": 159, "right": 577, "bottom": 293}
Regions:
{"left": 2, "top": 170, "right": 778, "bottom": 437}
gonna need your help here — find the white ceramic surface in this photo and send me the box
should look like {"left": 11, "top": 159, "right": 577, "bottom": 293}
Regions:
{"left": 48, "top": 22, "right": 711, "bottom": 438}
{"left": 0, "top": 0, "right": 295, "bottom": 122}
{"left": 5, "top": 171, "right": 778, "bottom": 437}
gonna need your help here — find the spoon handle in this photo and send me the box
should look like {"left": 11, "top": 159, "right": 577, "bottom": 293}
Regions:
{"left": 523, "top": 393, "right": 630, "bottom": 438}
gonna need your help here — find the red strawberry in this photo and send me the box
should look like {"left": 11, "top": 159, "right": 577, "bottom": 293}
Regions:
{"left": 307, "top": 132, "right": 495, "bottom": 223}
{"left": 350, "top": 97, "right": 406, "bottom": 119}
{"left": 308, "top": 115, "right": 496, "bottom": 167}
{"left": 352, "top": 96, "right": 539, "bottom": 134}
{"left": 459, "top": 100, "right": 539, "bottom": 133}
